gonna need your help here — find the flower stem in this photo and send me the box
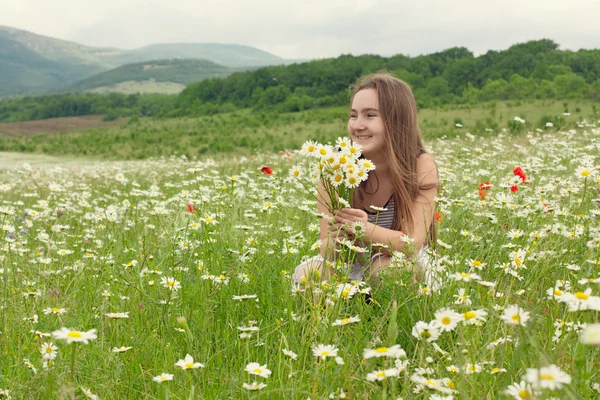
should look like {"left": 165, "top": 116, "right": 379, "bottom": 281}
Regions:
{"left": 71, "top": 343, "right": 77, "bottom": 384}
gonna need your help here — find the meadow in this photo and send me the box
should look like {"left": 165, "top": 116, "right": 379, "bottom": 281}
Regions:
{"left": 0, "top": 99, "right": 597, "bottom": 161}
{"left": 0, "top": 103, "right": 599, "bottom": 399}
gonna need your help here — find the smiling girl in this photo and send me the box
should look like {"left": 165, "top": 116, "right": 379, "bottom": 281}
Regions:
{"left": 293, "top": 72, "right": 440, "bottom": 284}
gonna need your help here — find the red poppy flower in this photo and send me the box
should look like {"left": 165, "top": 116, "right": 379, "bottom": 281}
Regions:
{"left": 513, "top": 166, "right": 527, "bottom": 183}
{"left": 434, "top": 211, "right": 443, "bottom": 222}
{"left": 260, "top": 165, "right": 273, "bottom": 175}
{"left": 478, "top": 181, "right": 492, "bottom": 200}
{"left": 510, "top": 184, "right": 519, "bottom": 192}
{"left": 187, "top": 204, "right": 196, "bottom": 213}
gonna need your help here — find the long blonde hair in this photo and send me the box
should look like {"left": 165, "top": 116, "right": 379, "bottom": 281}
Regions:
{"left": 350, "top": 72, "right": 438, "bottom": 245}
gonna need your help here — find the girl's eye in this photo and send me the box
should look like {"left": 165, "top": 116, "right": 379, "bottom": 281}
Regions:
{"left": 350, "top": 115, "right": 357, "bottom": 119}
{"left": 368, "top": 114, "right": 376, "bottom": 117}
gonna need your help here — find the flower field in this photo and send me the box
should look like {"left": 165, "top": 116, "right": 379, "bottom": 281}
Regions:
{"left": 1, "top": 121, "right": 599, "bottom": 399}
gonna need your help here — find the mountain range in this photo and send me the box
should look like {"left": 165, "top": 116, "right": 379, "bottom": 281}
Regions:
{"left": 0, "top": 25, "right": 289, "bottom": 97}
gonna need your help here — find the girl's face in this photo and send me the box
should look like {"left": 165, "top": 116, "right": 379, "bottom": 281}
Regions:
{"left": 348, "top": 88, "right": 386, "bottom": 158}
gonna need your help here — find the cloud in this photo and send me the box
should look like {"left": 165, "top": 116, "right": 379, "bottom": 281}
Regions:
{"left": 0, "top": 0, "right": 598, "bottom": 59}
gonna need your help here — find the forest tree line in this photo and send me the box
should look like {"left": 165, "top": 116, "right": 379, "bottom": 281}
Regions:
{"left": 1, "top": 39, "right": 599, "bottom": 123}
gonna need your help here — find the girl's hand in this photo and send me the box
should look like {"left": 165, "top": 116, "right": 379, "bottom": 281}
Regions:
{"left": 333, "top": 208, "right": 368, "bottom": 227}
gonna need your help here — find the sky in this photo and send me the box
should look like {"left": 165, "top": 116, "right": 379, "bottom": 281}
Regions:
{"left": 1, "top": 0, "right": 599, "bottom": 60}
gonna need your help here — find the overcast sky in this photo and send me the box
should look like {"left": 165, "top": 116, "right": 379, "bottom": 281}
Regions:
{"left": 1, "top": 0, "right": 599, "bottom": 59}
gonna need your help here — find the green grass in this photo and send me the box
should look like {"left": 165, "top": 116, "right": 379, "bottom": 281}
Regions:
{"left": 0, "top": 99, "right": 598, "bottom": 161}
{"left": 0, "top": 112, "right": 599, "bottom": 398}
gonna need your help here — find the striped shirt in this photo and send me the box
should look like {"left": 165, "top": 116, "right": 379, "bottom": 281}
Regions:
{"left": 365, "top": 197, "right": 395, "bottom": 229}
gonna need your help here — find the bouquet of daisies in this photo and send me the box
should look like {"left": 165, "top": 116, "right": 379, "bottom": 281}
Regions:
{"left": 294, "top": 137, "right": 375, "bottom": 214}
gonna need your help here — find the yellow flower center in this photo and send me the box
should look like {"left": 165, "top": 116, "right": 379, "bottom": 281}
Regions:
{"left": 472, "top": 260, "right": 482, "bottom": 267}
{"left": 67, "top": 331, "right": 82, "bottom": 338}
{"left": 581, "top": 170, "right": 591, "bottom": 177}
{"left": 511, "top": 314, "right": 521, "bottom": 322}
{"left": 321, "top": 351, "right": 330, "bottom": 356}
{"left": 375, "top": 347, "right": 388, "bottom": 353}
{"left": 185, "top": 363, "right": 194, "bottom": 368}
{"left": 575, "top": 292, "right": 589, "bottom": 300}
{"left": 253, "top": 368, "right": 263, "bottom": 374}
{"left": 319, "top": 148, "right": 327, "bottom": 155}
{"left": 539, "top": 374, "right": 555, "bottom": 381}
{"left": 348, "top": 177, "right": 357, "bottom": 185}
{"left": 514, "top": 258, "right": 522, "bottom": 266}
{"left": 446, "top": 380, "right": 456, "bottom": 390}
{"left": 441, "top": 316, "right": 451, "bottom": 325}
{"left": 518, "top": 389, "right": 532, "bottom": 399}
{"left": 168, "top": 280, "right": 175, "bottom": 286}
{"left": 293, "top": 170, "right": 300, "bottom": 177}
{"left": 376, "top": 371, "right": 386, "bottom": 377}
{"left": 341, "top": 318, "right": 350, "bottom": 324}
{"left": 45, "top": 347, "right": 53, "bottom": 353}
{"left": 554, "top": 289, "right": 563, "bottom": 296}
{"left": 420, "top": 330, "right": 431, "bottom": 339}
{"left": 464, "top": 311, "right": 477, "bottom": 320}
{"left": 460, "top": 273, "right": 471, "bottom": 278}
{"left": 335, "top": 175, "right": 343, "bottom": 182}
{"left": 307, "top": 145, "right": 315, "bottom": 152}
{"left": 51, "top": 308, "right": 60, "bottom": 313}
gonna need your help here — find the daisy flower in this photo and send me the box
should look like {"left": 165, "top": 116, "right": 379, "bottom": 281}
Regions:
{"left": 363, "top": 344, "right": 406, "bottom": 359}
{"left": 243, "top": 381, "right": 267, "bottom": 390}
{"left": 40, "top": 342, "right": 58, "bottom": 360}
{"left": 160, "top": 276, "right": 181, "bottom": 291}
{"left": 153, "top": 373, "right": 174, "bottom": 383}
{"left": 366, "top": 368, "right": 399, "bottom": 381}
{"left": 52, "top": 328, "right": 97, "bottom": 344}
{"left": 462, "top": 309, "right": 488, "bottom": 325}
{"left": 524, "top": 364, "right": 571, "bottom": 390}
{"left": 505, "top": 381, "right": 535, "bottom": 400}
{"left": 411, "top": 321, "right": 441, "bottom": 342}
{"left": 282, "top": 349, "right": 298, "bottom": 360}
{"left": 175, "top": 354, "right": 205, "bottom": 370}
{"left": 500, "top": 305, "right": 530, "bottom": 326}
{"left": 580, "top": 323, "right": 600, "bottom": 345}
{"left": 245, "top": 362, "right": 272, "bottom": 378}
{"left": 312, "top": 344, "right": 338, "bottom": 360}
{"left": 434, "top": 308, "right": 462, "bottom": 332}
{"left": 332, "top": 315, "right": 361, "bottom": 326}
{"left": 112, "top": 346, "right": 132, "bottom": 353}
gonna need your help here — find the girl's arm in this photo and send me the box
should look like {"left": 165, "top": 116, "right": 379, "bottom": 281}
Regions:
{"left": 335, "top": 154, "right": 439, "bottom": 256}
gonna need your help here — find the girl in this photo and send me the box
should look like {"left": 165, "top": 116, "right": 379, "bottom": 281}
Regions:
{"left": 293, "top": 72, "right": 439, "bottom": 284}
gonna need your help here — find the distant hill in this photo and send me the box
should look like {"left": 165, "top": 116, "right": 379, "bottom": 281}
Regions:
{"left": 70, "top": 59, "right": 246, "bottom": 94}
{"left": 0, "top": 25, "right": 287, "bottom": 96}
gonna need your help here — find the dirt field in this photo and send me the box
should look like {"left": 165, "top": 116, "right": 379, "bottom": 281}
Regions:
{"left": 0, "top": 115, "right": 126, "bottom": 137}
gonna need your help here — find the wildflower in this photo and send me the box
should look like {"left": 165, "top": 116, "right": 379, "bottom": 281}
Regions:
{"left": 187, "top": 204, "right": 196, "bottom": 213}
{"left": 505, "top": 381, "right": 535, "bottom": 400}
{"left": 245, "top": 362, "right": 272, "bottom": 378}
{"left": 52, "top": 328, "right": 97, "bottom": 344}
{"left": 289, "top": 166, "right": 302, "bottom": 178}
{"left": 524, "top": 364, "right": 571, "bottom": 390}
{"left": 575, "top": 167, "right": 594, "bottom": 178}
{"left": 24, "top": 358, "right": 37, "bottom": 374}
{"left": 363, "top": 344, "right": 406, "bottom": 359}
{"left": 580, "top": 324, "right": 600, "bottom": 345}
{"left": 81, "top": 387, "right": 100, "bottom": 400}
{"left": 434, "top": 308, "right": 462, "bottom": 332}
{"left": 105, "top": 312, "right": 129, "bottom": 319}
{"left": 500, "top": 305, "right": 530, "bottom": 326}
{"left": 411, "top": 321, "right": 441, "bottom": 342}
{"left": 513, "top": 166, "right": 527, "bottom": 183}
{"left": 175, "top": 354, "right": 205, "bottom": 370}
{"left": 40, "top": 342, "right": 58, "bottom": 360}
{"left": 232, "top": 294, "right": 258, "bottom": 301}
{"left": 366, "top": 368, "right": 399, "bottom": 381}
{"left": 312, "top": 344, "right": 339, "bottom": 360}
{"left": 462, "top": 309, "right": 488, "bottom": 325}
{"left": 332, "top": 315, "right": 360, "bottom": 326}
{"left": 112, "top": 346, "right": 132, "bottom": 353}
{"left": 42, "top": 307, "right": 67, "bottom": 315}
{"left": 243, "top": 381, "right": 267, "bottom": 390}
{"left": 452, "top": 272, "right": 481, "bottom": 282}
{"left": 282, "top": 349, "right": 298, "bottom": 360}
{"left": 153, "top": 373, "right": 174, "bottom": 382}
{"left": 160, "top": 276, "right": 181, "bottom": 291}
{"left": 260, "top": 165, "right": 273, "bottom": 175}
